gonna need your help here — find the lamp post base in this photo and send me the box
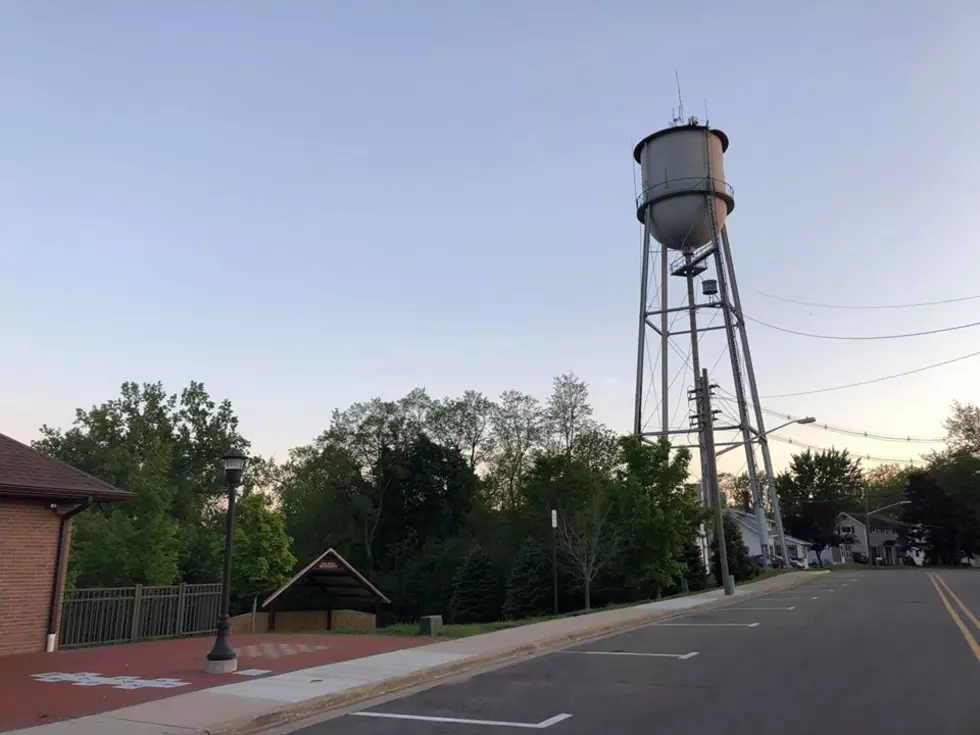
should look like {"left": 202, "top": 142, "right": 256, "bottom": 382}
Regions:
{"left": 204, "top": 656, "right": 238, "bottom": 674}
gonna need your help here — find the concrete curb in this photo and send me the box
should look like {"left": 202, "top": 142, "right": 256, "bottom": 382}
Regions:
{"left": 207, "top": 572, "right": 822, "bottom": 735}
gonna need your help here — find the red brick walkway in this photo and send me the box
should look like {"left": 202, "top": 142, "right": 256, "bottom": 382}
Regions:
{"left": 0, "top": 634, "right": 428, "bottom": 732}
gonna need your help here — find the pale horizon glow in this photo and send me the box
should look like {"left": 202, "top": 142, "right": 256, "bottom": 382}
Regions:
{"left": 1, "top": 1, "right": 978, "bottom": 477}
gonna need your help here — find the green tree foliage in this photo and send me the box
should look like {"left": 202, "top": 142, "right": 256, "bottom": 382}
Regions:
{"left": 777, "top": 448, "right": 864, "bottom": 562}
{"left": 679, "top": 540, "right": 709, "bottom": 591}
{"left": 710, "top": 512, "right": 758, "bottom": 584}
{"left": 903, "top": 453, "right": 980, "bottom": 565}
{"left": 230, "top": 493, "right": 296, "bottom": 602}
{"left": 37, "top": 373, "right": 714, "bottom": 627}
{"left": 609, "top": 437, "right": 703, "bottom": 599}
{"left": 451, "top": 544, "right": 500, "bottom": 623}
{"left": 502, "top": 538, "right": 553, "bottom": 620}
{"left": 35, "top": 382, "right": 250, "bottom": 587}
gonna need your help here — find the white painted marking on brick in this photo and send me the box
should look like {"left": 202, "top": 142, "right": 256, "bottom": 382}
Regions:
{"left": 559, "top": 650, "right": 698, "bottom": 660}
{"left": 263, "top": 643, "right": 279, "bottom": 660}
{"left": 351, "top": 711, "right": 572, "bottom": 729}
{"left": 281, "top": 644, "right": 296, "bottom": 656}
{"left": 314, "top": 644, "right": 329, "bottom": 651}
{"left": 297, "top": 644, "right": 311, "bottom": 653}
{"left": 246, "top": 645, "right": 260, "bottom": 658}
{"left": 32, "top": 673, "right": 189, "bottom": 690}
{"left": 655, "top": 622, "right": 760, "bottom": 627}
{"left": 236, "top": 669, "right": 273, "bottom": 677}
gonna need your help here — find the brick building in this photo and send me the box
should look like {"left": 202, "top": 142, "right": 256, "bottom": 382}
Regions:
{"left": 0, "top": 432, "right": 132, "bottom": 656}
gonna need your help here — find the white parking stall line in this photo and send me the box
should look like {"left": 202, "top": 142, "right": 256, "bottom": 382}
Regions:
{"left": 757, "top": 596, "right": 819, "bottom": 601}
{"left": 721, "top": 606, "right": 796, "bottom": 611}
{"left": 559, "top": 650, "right": 699, "bottom": 660}
{"left": 351, "top": 711, "right": 572, "bottom": 729}
{"left": 655, "top": 622, "right": 760, "bottom": 627}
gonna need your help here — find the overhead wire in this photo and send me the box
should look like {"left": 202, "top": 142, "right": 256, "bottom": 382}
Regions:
{"left": 765, "top": 433, "right": 923, "bottom": 466}
{"left": 758, "top": 348, "right": 980, "bottom": 398}
{"left": 712, "top": 395, "right": 925, "bottom": 467}
{"left": 743, "top": 314, "right": 980, "bottom": 341}
{"left": 755, "top": 290, "right": 980, "bottom": 310}
{"left": 712, "top": 386, "right": 945, "bottom": 443}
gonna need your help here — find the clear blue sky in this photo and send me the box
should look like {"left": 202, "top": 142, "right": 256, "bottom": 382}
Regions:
{"left": 2, "top": 1, "right": 978, "bottom": 474}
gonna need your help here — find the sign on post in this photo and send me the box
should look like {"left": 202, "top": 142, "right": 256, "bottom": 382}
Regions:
{"left": 551, "top": 509, "right": 557, "bottom": 529}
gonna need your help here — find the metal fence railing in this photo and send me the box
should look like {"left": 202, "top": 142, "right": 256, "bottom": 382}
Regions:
{"left": 59, "top": 583, "right": 222, "bottom": 650}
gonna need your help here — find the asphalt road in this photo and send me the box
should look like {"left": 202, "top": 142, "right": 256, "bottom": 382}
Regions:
{"left": 288, "top": 570, "right": 980, "bottom": 735}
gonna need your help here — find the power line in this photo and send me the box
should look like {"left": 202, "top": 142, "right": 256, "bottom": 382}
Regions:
{"left": 713, "top": 386, "right": 945, "bottom": 443}
{"left": 755, "top": 290, "right": 980, "bottom": 311}
{"left": 765, "top": 433, "right": 923, "bottom": 466}
{"left": 744, "top": 314, "right": 980, "bottom": 341}
{"left": 759, "top": 348, "right": 980, "bottom": 398}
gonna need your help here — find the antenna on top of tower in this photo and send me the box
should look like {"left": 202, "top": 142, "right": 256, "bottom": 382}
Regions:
{"left": 672, "top": 70, "right": 685, "bottom": 127}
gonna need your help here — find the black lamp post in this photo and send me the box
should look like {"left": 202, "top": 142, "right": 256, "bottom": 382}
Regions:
{"left": 205, "top": 448, "right": 247, "bottom": 674}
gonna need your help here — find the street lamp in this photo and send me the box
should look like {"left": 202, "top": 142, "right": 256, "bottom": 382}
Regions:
{"left": 864, "top": 496, "right": 909, "bottom": 566}
{"left": 715, "top": 416, "right": 816, "bottom": 459}
{"left": 205, "top": 448, "right": 248, "bottom": 674}
{"left": 714, "top": 416, "right": 815, "bottom": 569}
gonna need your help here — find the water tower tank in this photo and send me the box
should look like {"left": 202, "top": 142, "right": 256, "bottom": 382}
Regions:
{"left": 633, "top": 124, "right": 735, "bottom": 250}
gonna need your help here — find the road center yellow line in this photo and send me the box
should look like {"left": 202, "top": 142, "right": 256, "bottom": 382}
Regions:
{"left": 933, "top": 573, "right": 980, "bottom": 631}
{"left": 927, "top": 572, "right": 980, "bottom": 664}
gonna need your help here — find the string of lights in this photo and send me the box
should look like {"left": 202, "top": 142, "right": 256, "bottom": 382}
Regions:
{"left": 710, "top": 395, "right": 925, "bottom": 466}
{"left": 765, "top": 433, "right": 923, "bottom": 466}
{"left": 711, "top": 386, "right": 945, "bottom": 443}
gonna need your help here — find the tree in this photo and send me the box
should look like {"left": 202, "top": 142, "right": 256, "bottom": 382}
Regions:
{"left": 428, "top": 391, "right": 497, "bottom": 470}
{"left": 680, "top": 540, "right": 709, "bottom": 591}
{"left": 777, "top": 448, "right": 864, "bottom": 562}
{"left": 555, "top": 471, "right": 619, "bottom": 611}
{"left": 502, "top": 538, "right": 552, "bottom": 620}
{"left": 609, "top": 437, "right": 702, "bottom": 598}
{"left": 36, "top": 381, "right": 247, "bottom": 587}
{"left": 230, "top": 493, "right": 296, "bottom": 603}
{"left": 904, "top": 454, "right": 980, "bottom": 565}
{"left": 544, "top": 373, "right": 593, "bottom": 459}
{"left": 943, "top": 401, "right": 980, "bottom": 455}
{"left": 450, "top": 545, "right": 500, "bottom": 623}
{"left": 489, "top": 390, "right": 544, "bottom": 511}
{"left": 710, "top": 512, "right": 758, "bottom": 584}
{"left": 863, "top": 464, "right": 911, "bottom": 513}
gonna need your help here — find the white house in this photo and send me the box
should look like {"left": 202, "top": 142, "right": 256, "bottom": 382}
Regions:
{"left": 727, "top": 509, "right": 811, "bottom": 568}
{"left": 834, "top": 512, "right": 904, "bottom": 565}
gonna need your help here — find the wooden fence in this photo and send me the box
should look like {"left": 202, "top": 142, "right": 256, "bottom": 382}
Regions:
{"left": 59, "top": 583, "right": 222, "bottom": 650}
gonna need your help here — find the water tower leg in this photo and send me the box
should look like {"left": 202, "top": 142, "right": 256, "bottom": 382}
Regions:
{"left": 720, "top": 227, "right": 791, "bottom": 565}
{"left": 634, "top": 217, "right": 653, "bottom": 436}
{"left": 660, "top": 242, "right": 669, "bottom": 436}
{"left": 710, "top": 238, "right": 768, "bottom": 566}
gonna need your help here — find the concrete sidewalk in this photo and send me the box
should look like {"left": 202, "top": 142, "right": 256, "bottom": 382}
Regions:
{"left": 9, "top": 571, "right": 819, "bottom": 735}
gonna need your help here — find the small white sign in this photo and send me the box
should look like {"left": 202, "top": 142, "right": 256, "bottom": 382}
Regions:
{"left": 551, "top": 509, "right": 558, "bottom": 529}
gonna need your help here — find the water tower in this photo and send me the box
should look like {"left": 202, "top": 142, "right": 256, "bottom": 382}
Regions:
{"left": 631, "top": 113, "right": 786, "bottom": 567}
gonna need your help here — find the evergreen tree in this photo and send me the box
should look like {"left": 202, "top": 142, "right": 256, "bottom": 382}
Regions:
{"left": 502, "top": 537, "right": 552, "bottom": 619}
{"left": 710, "top": 512, "right": 759, "bottom": 584}
{"left": 680, "top": 539, "right": 708, "bottom": 591}
{"left": 450, "top": 544, "right": 499, "bottom": 623}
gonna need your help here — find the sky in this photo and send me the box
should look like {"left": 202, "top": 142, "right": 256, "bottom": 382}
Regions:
{"left": 2, "top": 1, "right": 979, "bottom": 476}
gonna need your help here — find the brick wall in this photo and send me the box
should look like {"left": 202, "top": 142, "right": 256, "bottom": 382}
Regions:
{"left": 0, "top": 500, "right": 71, "bottom": 656}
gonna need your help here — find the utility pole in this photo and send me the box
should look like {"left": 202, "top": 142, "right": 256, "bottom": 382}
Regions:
{"left": 692, "top": 370, "right": 734, "bottom": 595}
{"left": 551, "top": 508, "right": 559, "bottom": 614}
{"left": 863, "top": 487, "right": 872, "bottom": 565}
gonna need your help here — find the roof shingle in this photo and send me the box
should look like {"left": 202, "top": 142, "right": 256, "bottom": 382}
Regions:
{"left": 0, "top": 432, "right": 134, "bottom": 503}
